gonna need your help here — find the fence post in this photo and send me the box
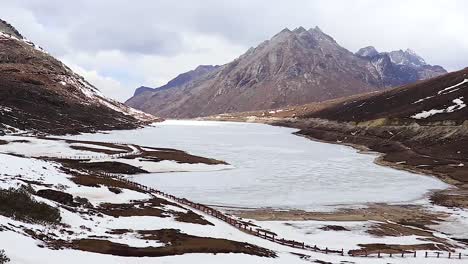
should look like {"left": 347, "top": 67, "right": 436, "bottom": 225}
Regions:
{"left": 401, "top": 252, "right": 405, "bottom": 258}
{"left": 448, "top": 252, "right": 451, "bottom": 259}
{"left": 459, "top": 253, "right": 462, "bottom": 259}
{"left": 341, "top": 249, "right": 344, "bottom": 256}
{"left": 414, "top": 251, "right": 416, "bottom": 258}
{"left": 378, "top": 251, "right": 381, "bottom": 258}
{"left": 437, "top": 252, "right": 440, "bottom": 258}
{"left": 326, "top": 247, "right": 328, "bottom": 254}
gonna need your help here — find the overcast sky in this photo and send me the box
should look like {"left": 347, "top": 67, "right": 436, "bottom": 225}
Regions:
{"left": 1, "top": 0, "right": 467, "bottom": 101}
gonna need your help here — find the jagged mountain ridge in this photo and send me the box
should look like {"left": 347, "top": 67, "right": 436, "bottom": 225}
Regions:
{"left": 126, "top": 26, "right": 447, "bottom": 118}
{"left": 356, "top": 46, "right": 446, "bottom": 87}
{"left": 0, "top": 19, "right": 157, "bottom": 135}
{"left": 133, "top": 65, "right": 220, "bottom": 97}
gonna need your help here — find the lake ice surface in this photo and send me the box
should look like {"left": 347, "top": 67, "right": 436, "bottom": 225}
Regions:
{"left": 69, "top": 120, "right": 449, "bottom": 211}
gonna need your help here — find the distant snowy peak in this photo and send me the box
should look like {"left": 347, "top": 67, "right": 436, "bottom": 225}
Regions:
{"left": 357, "top": 47, "right": 427, "bottom": 66}
{"left": 388, "top": 49, "right": 427, "bottom": 67}
{"left": 355, "top": 46, "right": 447, "bottom": 86}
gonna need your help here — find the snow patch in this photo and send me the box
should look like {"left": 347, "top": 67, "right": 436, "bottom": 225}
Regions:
{"left": 413, "top": 79, "right": 468, "bottom": 104}
{"left": 0, "top": 105, "right": 12, "bottom": 112}
{"left": 438, "top": 79, "right": 468, "bottom": 95}
{"left": 411, "top": 97, "right": 466, "bottom": 119}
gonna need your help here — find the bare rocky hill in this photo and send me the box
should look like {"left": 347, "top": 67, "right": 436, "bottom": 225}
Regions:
{"left": 0, "top": 19, "right": 157, "bottom": 135}
{"left": 126, "top": 27, "right": 446, "bottom": 118}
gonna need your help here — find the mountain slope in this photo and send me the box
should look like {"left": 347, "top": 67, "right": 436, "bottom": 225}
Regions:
{"left": 0, "top": 19, "right": 156, "bottom": 135}
{"left": 304, "top": 68, "right": 468, "bottom": 123}
{"left": 126, "top": 27, "right": 446, "bottom": 118}
{"left": 356, "top": 46, "right": 447, "bottom": 87}
{"left": 226, "top": 68, "right": 467, "bottom": 124}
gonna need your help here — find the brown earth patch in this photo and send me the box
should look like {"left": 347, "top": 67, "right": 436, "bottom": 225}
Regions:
{"left": 430, "top": 189, "right": 468, "bottom": 208}
{"left": 229, "top": 204, "right": 446, "bottom": 225}
{"left": 69, "top": 146, "right": 123, "bottom": 155}
{"left": 11, "top": 139, "right": 30, "bottom": 143}
{"left": 0, "top": 139, "right": 7, "bottom": 145}
{"left": 367, "top": 222, "right": 433, "bottom": 237}
{"left": 228, "top": 204, "right": 460, "bottom": 249}
{"left": 80, "top": 161, "right": 148, "bottom": 174}
{"left": 69, "top": 229, "right": 275, "bottom": 258}
{"left": 36, "top": 189, "right": 75, "bottom": 206}
{"left": 99, "top": 198, "right": 212, "bottom": 226}
{"left": 70, "top": 175, "right": 141, "bottom": 192}
{"left": 319, "top": 225, "right": 349, "bottom": 231}
{"left": 174, "top": 210, "right": 214, "bottom": 226}
{"left": 350, "top": 243, "right": 450, "bottom": 256}
{"left": 64, "top": 140, "right": 131, "bottom": 155}
{"left": 61, "top": 160, "right": 147, "bottom": 174}
{"left": 138, "top": 146, "right": 227, "bottom": 165}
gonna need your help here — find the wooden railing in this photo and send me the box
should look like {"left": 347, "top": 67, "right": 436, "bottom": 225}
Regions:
{"left": 97, "top": 172, "right": 467, "bottom": 260}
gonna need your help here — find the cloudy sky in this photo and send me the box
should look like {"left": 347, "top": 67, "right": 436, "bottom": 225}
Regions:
{"left": 1, "top": 0, "right": 467, "bottom": 101}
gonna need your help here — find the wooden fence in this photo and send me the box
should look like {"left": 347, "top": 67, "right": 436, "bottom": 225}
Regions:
{"left": 97, "top": 172, "right": 468, "bottom": 260}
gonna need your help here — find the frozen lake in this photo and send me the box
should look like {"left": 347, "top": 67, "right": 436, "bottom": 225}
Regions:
{"left": 70, "top": 120, "right": 449, "bottom": 211}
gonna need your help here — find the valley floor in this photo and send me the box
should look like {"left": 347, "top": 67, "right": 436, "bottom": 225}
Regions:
{"left": 0, "top": 131, "right": 467, "bottom": 263}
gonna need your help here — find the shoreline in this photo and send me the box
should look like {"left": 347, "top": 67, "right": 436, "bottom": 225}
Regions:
{"left": 200, "top": 117, "right": 468, "bottom": 208}
{"left": 190, "top": 118, "right": 468, "bottom": 250}
{"left": 2, "top": 125, "right": 467, "bottom": 259}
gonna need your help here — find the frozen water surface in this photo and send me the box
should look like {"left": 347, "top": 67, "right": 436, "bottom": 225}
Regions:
{"left": 69, "top": 120, "right": 449, "bottom": 211}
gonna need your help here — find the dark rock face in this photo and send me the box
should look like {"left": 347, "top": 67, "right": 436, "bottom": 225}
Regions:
{"left": 126, "top": 27, "right": 447, "bottom": 118}
{"left": 0, "top": 19, "right": 156, "bottom": 134}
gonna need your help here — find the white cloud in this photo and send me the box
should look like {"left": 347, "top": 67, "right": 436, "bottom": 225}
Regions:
{"left": 63, "top": 61, "right": 130, "bottom": 102}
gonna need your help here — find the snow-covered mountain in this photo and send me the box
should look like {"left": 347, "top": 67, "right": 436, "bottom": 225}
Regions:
{"left": 356, "top": 46, "right": 447, "bottom": 86}
{"left": 0, "top": 19, "right": 157, "bottom": 135}
{"left": 126, "top": 27, "right": 446, "bottom": 118}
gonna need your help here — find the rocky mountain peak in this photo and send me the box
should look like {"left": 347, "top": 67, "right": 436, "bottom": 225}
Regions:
{"left": 308, "top": 26, "right": 336, "bottom": 43}
{"left": 126, "top": 26, "right": 448, "bottom": 118}
{"left": 356, "top": 46, "right": 379, "bottom": 58}
{"left": 293, "top": 26, "right": 307, "bottom": 34}
{"left": 388, "top": 49, "right": 427, "bottom": 67}
{"left": 0, "top": 19, "right": 23, "bottom": 39}
{"left": 270, "top": 28, "right": 294, "bottom": 43}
